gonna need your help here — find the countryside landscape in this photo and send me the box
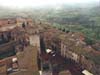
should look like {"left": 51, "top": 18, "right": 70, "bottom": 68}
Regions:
{"left": 0, "top": 0, "right": 100, "bottom": 75}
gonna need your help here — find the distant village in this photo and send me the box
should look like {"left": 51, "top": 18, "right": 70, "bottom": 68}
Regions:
{"left": 0, "top": 17, "right": 100, "bottom": 75}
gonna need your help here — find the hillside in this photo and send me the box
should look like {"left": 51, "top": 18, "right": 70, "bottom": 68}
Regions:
{"left": 0, "top": 3, "right": 100, "bottom": 46}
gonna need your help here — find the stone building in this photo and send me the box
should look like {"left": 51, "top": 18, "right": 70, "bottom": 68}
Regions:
{"left": 16, "top": 46, "right": 38, "bottom": 72}
{"left": 0, "top": 18, "right": 16, "bottom": 26}
{"left": 0, "top": 56, "right": 18, "bottom": 75}
{"left": 40, "top": 28, "right": 62, "bottom": 52}
{"left": 0, "top": 17, "right": 40, "bottom": 75}
{"left": 59, "top": 32, "right": 95, "bottom": 72}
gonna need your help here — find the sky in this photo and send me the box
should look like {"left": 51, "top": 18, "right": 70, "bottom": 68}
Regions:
{"left": 0, "top": 0, "right": 99, "bottom": 8}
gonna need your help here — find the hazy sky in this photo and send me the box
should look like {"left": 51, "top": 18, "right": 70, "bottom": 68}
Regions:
{"left": 0, "top": 0, "right": 99, "bottom": 8}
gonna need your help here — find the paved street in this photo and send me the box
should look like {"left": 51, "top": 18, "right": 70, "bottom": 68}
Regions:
{"left": 41, "top": 51, "right": 84, "bottom": 75}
